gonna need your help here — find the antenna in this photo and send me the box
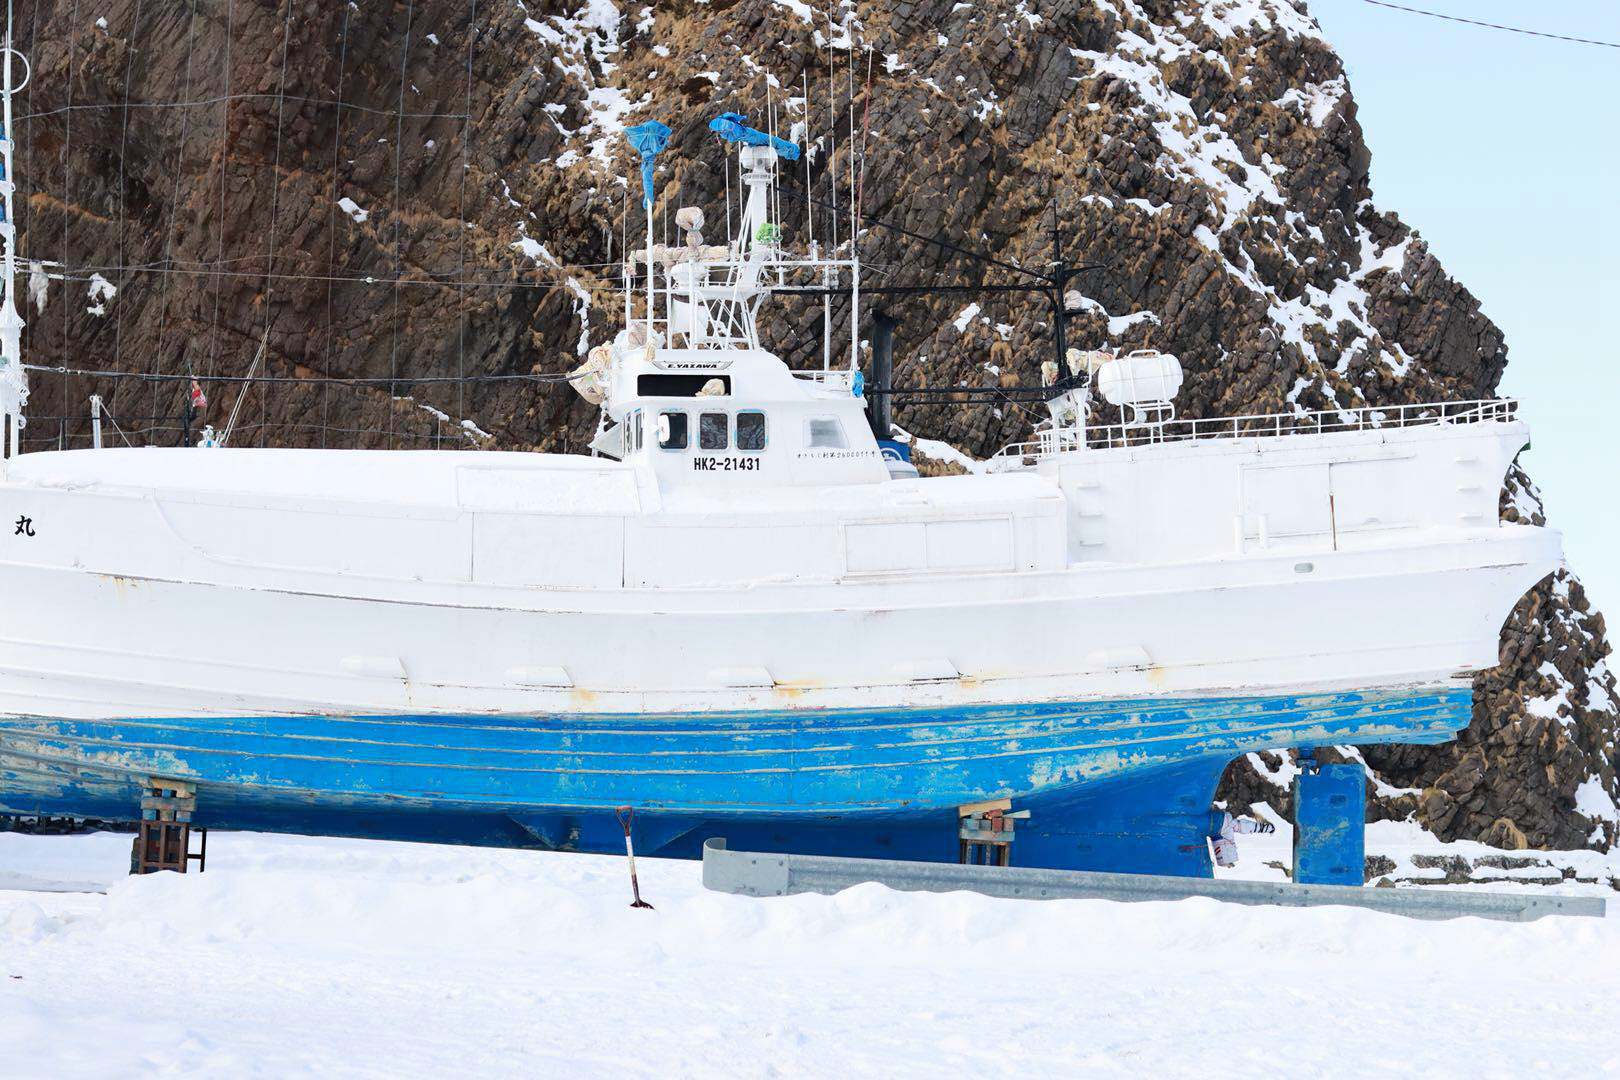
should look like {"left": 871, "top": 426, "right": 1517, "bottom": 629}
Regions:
{"left": 621, "top": 185, "right": 630, "bottom": 332}
{"left": 765, "top": 77, "right": 776, "bottom": 254}
{"left": 0, "top": 0, "right": 31, "bottom": 466}
{"left": 855, "top": 47, "right": 873, "bottom": 228}
{"left": 802, "top": 71, "right": 813, "bottom": 255}
{"left": 625, "top": 120, "right": 671, "bottom": 346}
{"left": 851, "top": 46, "right": 876, "bottom": 376}
{"left": 824, "top": 32, "right": 835, "bottom": 371}
{"left": 847, "top": 42, "right": 857, "bottom": 374}
{"left": 825, "top": 32, "right": 836, "bottom": 264}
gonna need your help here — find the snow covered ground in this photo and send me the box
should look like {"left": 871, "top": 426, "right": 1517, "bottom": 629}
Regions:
{"left": 2, "top": 829, "right": 1616, "bottom": 1078}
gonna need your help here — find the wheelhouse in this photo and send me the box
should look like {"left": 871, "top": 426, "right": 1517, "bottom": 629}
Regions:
{"left": 603, "top": 347, "right": 887, "bottom": 489}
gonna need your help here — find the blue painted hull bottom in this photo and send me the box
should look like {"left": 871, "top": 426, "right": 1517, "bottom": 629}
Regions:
{"left": 0, "top": 687, "right": 1471, "bottom": 877}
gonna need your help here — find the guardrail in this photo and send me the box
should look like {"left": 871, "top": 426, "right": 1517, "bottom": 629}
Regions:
{"left": 990, "top": 397, "right": 1519, "bottom": 468}
{"left": 790, "top": 369, "right": 856, "bottom": 392}
{"left": 700, "top": 837, "right": 1605, "bottom": 922}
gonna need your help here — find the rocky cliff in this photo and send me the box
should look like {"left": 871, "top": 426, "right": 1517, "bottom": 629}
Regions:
{"left": 10, "top": 0, "right": 1617, "bottom": 852}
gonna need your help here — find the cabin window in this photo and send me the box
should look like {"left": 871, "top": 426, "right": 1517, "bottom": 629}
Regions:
{"left": 626, "top": 409, "right": 642, "bottom": 453}
{"left": 637, "top": 374, "right": 732, "bottom": 397}
{"left": 805, "top": 417, "right": 847, "bottom": 449}
{"left": 699, "top": 411, "right": 729, "bottom": 450}
{"left": 658, "top": 411, "right": 688, "bottom": 451}
{"left": 736, "top": 411, "right": 767, "bottom": 451}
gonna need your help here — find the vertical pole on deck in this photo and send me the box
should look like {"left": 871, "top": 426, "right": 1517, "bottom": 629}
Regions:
{"left": 867, "top": 310, "right": 895, "bottom": 440}
{"left": 822, "top": 259, "right": 832, "bottom": 371}
{"left": 645, "top": 196, "right": 654, "bottom": 346}
{"left": 0, "top": 8, "right": 29, "bottom": 468}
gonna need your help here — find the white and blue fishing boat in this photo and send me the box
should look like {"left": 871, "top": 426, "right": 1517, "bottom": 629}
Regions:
{"left": 0, "top": 95, "right": 1561, "bottom": 877}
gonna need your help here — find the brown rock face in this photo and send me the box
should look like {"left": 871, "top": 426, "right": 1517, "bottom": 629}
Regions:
{"left": 8, "top": 1, "right": 1615, "bottom": 848}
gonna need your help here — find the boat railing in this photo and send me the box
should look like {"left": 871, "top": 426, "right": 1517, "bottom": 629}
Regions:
{"left": 789, "top": 369, "right": 856, "bottom": 393}
{"left": 989, "top": 397, "right": 1519, "bottom": 467}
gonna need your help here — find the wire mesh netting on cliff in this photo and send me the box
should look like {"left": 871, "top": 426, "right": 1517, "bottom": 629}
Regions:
{"left": 4, "top": 1, "right": 942, "bottom": 454}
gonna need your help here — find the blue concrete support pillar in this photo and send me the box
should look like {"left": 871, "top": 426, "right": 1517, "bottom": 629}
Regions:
{"left": 1292, "top": 763, "right": 1365, "bottom": 886}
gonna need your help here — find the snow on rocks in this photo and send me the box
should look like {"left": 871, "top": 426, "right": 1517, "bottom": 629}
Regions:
{"left": 524, "top": 1, "right": 650, "bottom": 175}
{"left": 1502, "top": 462, "right": 1547, "bottom": 526}
{"left": 890, "top": 425, "right": 985, "bottom": 475}
{"left": 509, "top": 234, "right": 557, "bottom": 265}
{"left": 1576, "top": 776, "right": 1620, "bottom": 844}
{"left": 84, "top": 274, "right": 116, "bottom": 317}
{"left": 1062, "top": 3, "right": 1407, "bottom": 401}
{"left": 391, "top": 396, "right": 494, "bottom": 447}
{"left": 770, "top": 0, "right": 818, "bottom": 26}
{"left": 26, "top": 261, "right": 48, "bottom": 312}
{"left": 565, "top": 277, "right": 592, "bottom": 356}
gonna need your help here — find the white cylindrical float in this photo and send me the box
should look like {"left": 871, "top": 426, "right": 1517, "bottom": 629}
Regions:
{"left": 1095, "top": 350, "right": 1184, "bottom": 406}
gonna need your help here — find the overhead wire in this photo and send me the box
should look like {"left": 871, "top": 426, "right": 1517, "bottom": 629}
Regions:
{"left": 110, "top": 0, "right": 143, "bottom": 384}
{"left": 58, "top": 0, "right": 80, "bottom": 418}
{"left": 1359, "top": 1, "right": 1620, "bottom": 48}
{"left": 261, "top": 0, "right": 295, "bottom": 446}
{"left": 150, "top": 0, "right": 204, "bottom": 428}
{"left": 458, "top": 0, "right": 478, "bottom": 424}
{"left": 23, "top": 364, "right": 578, "bottom": 385}
{"left": 12, "top": 93, "right": 469, "bottom": 123}
{"left": 388, "top": 0, "right": 417, "bottom": 449}
{"left": 323, "top": 1, "right": 354, "bottom": 449}
{"left": 203, "top": 0, "right": 235, "bottom": 391}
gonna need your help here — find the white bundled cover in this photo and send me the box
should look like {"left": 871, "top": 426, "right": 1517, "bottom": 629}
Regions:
{"left": 1095, "top": 350, "right": 1183, "bottom": 406}
{"left": 568, "top": 343, "right": 614, "bottom": 406}
{"left": 674, "top": 206, "right": 705, "bottom": 233}
{"left": 632, "top": 243, "right": 729, "bottom": 267}
{"left": 1066, "top": 347, "right": 1112, "bottom": 377}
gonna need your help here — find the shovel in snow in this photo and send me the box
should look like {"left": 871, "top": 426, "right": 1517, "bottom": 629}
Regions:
{"left": 616, "top": 806, "right": 654, "bottom": 910}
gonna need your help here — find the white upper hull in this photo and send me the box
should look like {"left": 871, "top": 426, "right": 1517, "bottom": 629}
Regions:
{"left": 0, "top": 412, "right": 1559, "bottom": 720}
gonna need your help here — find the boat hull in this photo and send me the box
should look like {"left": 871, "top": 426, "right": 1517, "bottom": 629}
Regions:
{"left": 0, "top": 683, "right": 1468, "bottom": 876}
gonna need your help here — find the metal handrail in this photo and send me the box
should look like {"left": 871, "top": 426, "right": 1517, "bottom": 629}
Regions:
{"left": 989, "top": 398, "right": 1518, "bottom": 467}
{"left": 789, "top": 369, "right": 855, "bottom": 388}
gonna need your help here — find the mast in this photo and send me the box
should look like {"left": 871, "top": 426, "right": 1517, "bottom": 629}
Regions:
{"left": 625, "top": 121, "right": 671, "bottom": 350}
{"left": 0, "top": 3, "right": 29, "bottom": 468}
{"left": 847, "top": 48, "right": 857, "bottom": 375}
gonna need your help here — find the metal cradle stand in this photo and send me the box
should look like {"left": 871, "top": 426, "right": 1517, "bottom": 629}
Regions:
{"left": 958, "top": 799, "right": 1030, "bottom": 866}
{"left": 130, "top": 778, "right": 207, "bottom": 875}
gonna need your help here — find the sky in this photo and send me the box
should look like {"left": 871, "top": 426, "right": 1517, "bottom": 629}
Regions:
{"left": 1307, "top": 1, "right": 1620, "bottom": 615}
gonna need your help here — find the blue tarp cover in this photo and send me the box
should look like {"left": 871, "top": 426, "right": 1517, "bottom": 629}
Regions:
{"left": 625, "top": 120, "right": 672, "bottom": 207}
{"left": 709, "top": 112, "right": 801, "bottom": 161}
